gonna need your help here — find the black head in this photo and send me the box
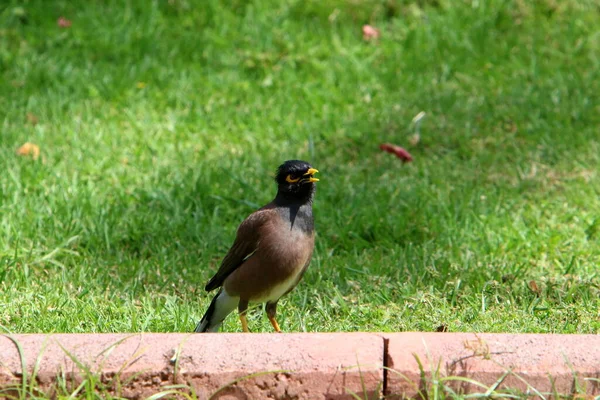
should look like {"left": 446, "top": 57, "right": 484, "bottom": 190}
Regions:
{"left": 274, "top": 160, "right": 319, "bottom": 203}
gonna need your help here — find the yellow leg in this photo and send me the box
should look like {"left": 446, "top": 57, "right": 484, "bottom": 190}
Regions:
{"left": 240, "top": 313, "right": 250, "bottom": 333}
{"left": 266, "top": 302, "right": 282, "bottom": 333}
{"left": 238, "top": 300, "right": 250, "bottom": 333}
{"left": 269, "top": 316, "right": 282, "bottom": 333}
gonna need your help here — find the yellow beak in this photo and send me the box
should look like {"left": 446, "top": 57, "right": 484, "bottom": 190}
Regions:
{"left": 304, "top": 168, "right": 319, "bottom": 182}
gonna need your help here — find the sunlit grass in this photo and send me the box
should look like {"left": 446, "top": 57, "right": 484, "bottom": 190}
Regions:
{"left": 1, "top": 0, "right": 599, "bottom": 335}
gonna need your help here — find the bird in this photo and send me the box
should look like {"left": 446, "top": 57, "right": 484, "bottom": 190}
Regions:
{"left": 194, "top": 160, "right": 319, "bottom": 333}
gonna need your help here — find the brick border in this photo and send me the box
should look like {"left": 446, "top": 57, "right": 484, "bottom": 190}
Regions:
{"left": 384, "top": 333, "right": 600, "bottom": 398}
{"left": 1, "top": 333, "right": 598, "bottom": 398}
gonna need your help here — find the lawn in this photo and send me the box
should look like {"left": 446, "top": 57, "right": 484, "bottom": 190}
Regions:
{"left": 1, "top": 0, "right": 599, "bottom": 335}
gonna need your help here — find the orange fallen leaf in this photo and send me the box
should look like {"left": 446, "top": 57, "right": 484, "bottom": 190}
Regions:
{"left": 57, "top": 16, "right": 72, "bottom": 28}
{"left": 362, "top": 25, "right": 380, "bottom": 41}
{"left": 528, "top": 280, "right": 541, "bottom": 295}
{"left": 379, "top": 143, "right": 413, "bottom": 163}
{"left": 16, "top": 142, "right": 40, "bottom": 160}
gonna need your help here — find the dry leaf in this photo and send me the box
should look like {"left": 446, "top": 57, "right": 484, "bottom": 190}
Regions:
{"left": 528, "top": 280, "right": 541, "bottom": 295}
{"left": 16, "top": 142, "right": 40, "bottom": 160}
{"left": 57, "top": 17, "right": 72, "bottom": 28}
{"left": 362, "top": 25, "right": 380, "bottom": 41}
{"left": 379, "top": 143, "right": 413, "bottom": 163}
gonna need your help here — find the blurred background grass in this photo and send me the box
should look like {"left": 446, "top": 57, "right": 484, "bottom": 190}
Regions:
{"left": 1, "top": 0, "right": 599, "bottom": 333}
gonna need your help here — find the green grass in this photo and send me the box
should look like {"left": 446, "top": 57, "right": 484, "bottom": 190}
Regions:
{"left": 1, "top": 0, "right": 599, "bottom": 335}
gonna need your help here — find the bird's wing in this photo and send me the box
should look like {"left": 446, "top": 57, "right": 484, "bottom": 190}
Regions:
{"left": 204, "top": 208, "right": 274, "bottom": 292}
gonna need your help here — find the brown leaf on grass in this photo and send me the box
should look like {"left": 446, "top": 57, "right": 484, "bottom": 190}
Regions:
{"left": 379, "top": 143, "right": 413, "bottom": 163}
{"left": 528, "top": 280, "right": 541, "bottom": 295}
{"left": 362, "top": 25, "right": 380, "bottom": 41}
{"left": 57, "top": 17, "right": 72, "bottom": 28}
{"left": 16, "top": 142, "right": 40, "bottom": 160}
{"left": 26, "top": 112, "right": 39, "bottom": 125}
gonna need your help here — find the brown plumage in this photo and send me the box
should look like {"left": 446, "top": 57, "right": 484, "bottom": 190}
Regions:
{"left": 195, "top": 160, "right": 319, "bottom": 333}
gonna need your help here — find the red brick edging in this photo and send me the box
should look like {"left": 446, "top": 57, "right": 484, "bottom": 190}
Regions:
{"left": 1, "top": 333, "right": 598, "bottom": 398}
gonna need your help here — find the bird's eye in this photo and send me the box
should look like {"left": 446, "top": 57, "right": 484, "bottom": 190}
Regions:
{"left": 286, "top": 175, "right": 300, "bottom": 183}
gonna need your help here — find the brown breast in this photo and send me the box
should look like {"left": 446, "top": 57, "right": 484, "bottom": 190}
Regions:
{"left": 223, "top": 216, "right": 315, "bottom": 302}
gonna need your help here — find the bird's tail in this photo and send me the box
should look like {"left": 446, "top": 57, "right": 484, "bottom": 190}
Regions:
{"left": 194, "top": 288, "right": 238, "bottom": 333}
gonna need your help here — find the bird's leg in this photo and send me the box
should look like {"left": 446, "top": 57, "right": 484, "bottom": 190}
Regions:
{"left": 238, "top": 299, "right": 250, "bottom": 333}
{"left": 266, "top": 301, "right": 282, "bottom": 333}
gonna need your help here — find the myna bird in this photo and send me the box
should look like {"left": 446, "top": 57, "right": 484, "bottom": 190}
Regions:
{"left": 195, "top": 160, "right": 319, "bottom": 333}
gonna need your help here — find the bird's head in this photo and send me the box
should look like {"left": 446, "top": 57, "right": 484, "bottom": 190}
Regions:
{"left": 274, "top": 160, "right": 319, "bottom": 202}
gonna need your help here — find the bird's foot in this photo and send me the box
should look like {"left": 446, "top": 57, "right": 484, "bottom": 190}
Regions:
{"left": 240, "top": 314, "right": 251, "bottom": 333}
{"left": 269, "top": 316, "right": 282, "bottom": 333}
